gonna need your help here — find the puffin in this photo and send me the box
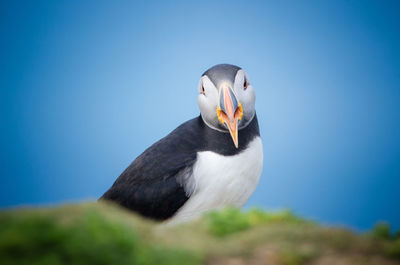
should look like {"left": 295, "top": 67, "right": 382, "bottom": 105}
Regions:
{"left": 100, "top": 64, "right": 263, "bottom": 223}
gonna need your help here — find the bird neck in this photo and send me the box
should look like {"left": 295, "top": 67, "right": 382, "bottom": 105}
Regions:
{"left": 196, "top": 114, "right": 260, "bottom": 155}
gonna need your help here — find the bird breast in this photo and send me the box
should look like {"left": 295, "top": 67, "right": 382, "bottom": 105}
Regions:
{"left": 170, "top": 136, "right": 263, "bottom": 224}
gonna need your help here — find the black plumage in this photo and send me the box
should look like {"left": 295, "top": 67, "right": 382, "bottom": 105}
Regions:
{"left": 203, "top": 64, "right": 241, "bottom": 88}
{"left": 100, "top": 114, "right": 260, "bottom": 220}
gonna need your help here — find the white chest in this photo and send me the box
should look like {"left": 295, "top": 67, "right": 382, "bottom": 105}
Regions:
{"left": 171, "top": 136, "right": 263, "bottom": 223}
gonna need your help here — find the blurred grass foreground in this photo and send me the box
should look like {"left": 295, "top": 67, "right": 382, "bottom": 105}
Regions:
{"left": 1, "top": 203, "right": 399, "bottom": 265}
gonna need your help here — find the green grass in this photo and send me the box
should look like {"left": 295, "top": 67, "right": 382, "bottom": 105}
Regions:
{"left": 368, "top": 221, "right": 392, "bottom": 240}
{"left": 204, "top": 207, "right": 309, "bottom": 237}
{"left": 385, "top": 239, "right": 400, "bottom": 259}
{"left": 0, "top": 202, "right": 399, "bottom": 265}
{"left": 0, "top": 204, "right": 201, "bottom": 265}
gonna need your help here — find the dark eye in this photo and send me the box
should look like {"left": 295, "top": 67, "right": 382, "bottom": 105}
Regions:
{"left": 243, "top": 79, "right": 248, "bottom": 90}
{"left": 201, "top": 85, "right": 206, "bottom": 95}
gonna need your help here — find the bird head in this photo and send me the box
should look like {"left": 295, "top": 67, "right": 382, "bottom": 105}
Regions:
{"left": 198, "top": 64, "right": 256, "bottom": 148}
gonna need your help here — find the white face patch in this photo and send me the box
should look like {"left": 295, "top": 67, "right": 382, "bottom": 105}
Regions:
{"left": 197, "top": 75, "right": 221, "bottom": 131}
{"left": 234, "top": 70, "right": 256, "bottom": 128}
{"left": 169, "top": 136, "right": 263, "bottom": 224}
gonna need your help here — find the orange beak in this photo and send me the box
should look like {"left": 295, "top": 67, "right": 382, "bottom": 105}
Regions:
{"left": 217, "top": 83, "right": 243, "bottom": 148}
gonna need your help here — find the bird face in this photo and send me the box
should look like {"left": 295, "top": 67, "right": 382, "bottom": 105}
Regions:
{"left": 198, "top": 64, "right": 256, "bottom": 148}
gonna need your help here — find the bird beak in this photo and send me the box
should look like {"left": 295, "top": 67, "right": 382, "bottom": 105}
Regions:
{"left": 217, "top": 83, "right": 243, "bottom": 148}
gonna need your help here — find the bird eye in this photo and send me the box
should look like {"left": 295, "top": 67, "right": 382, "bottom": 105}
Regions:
{"left": 243, "top": 79, "right": 248, "bottom": 90}
{"left": 201, "top": 85, "right": 206, "bottom": 95}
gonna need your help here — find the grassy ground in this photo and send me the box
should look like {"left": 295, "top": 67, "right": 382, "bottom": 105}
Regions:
{"left": 0, "top": 202, "right": 399, "bottom": 265}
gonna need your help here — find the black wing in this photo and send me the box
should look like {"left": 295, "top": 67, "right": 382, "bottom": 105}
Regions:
{"left": 100, "top": 119, "right": 199, "bottom": 220}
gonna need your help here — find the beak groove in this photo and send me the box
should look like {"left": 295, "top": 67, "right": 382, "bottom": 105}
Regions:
{"left": 217, "top": 84, "right": 243, "bottom": 148}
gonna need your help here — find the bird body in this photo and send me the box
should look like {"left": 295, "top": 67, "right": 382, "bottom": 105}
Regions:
{"left": 101, "top": 64, "right": 263, "bottom": 223}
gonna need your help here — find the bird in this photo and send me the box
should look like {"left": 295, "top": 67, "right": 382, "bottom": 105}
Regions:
{"left": 100, "top": 64, "right": 263, "bottom": 224}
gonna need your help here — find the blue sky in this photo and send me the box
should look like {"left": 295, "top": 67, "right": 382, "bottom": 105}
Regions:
{"left": 1, "top": 0, "right": 399, "bottom": 231}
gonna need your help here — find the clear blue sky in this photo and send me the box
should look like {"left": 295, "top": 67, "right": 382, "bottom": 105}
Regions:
{"left": 1, "top": 0, "right": 399, "bottom": 231}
